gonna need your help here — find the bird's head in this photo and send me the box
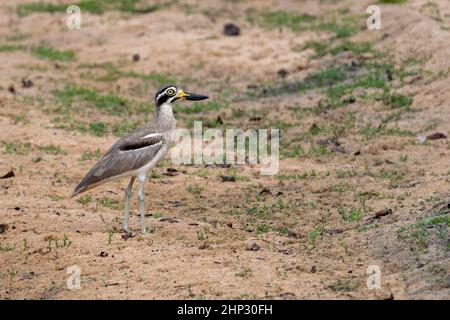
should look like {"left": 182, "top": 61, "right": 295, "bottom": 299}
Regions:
{"left": 155, "top": 85, "right": 208, "bottom": 107}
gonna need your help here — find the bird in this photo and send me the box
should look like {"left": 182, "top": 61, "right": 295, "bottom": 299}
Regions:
{"left": 71, "top": 85, "right": 208, "bottom": 234}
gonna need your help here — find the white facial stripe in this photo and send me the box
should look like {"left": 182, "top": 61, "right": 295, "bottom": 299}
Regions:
{"left": 141, "top": 133, "right": 162, "bottom": 139}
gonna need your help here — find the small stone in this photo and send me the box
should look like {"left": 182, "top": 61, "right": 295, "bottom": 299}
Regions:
{"left": 416, "top": 135, "right": 427, "bottom": 144}
{"left": 223, "top": 23, "right": 240, "bottom": 36}
{"left": 426, "top": 132, "right": 447, "bottom": 140}
{"left": 311, "top": 265, "right": 317, "bottom": 273}
{"left": 21, "top": 78, "right": 33, "bottom": 88}
{"left": 246, "top": 243, "right": 260, "bottom": 251}
{"left": 277, "top": 68, "right": 288, "bottom": 78}
{"left": 159, "top": 217, "right": 178, "bottom": 223}
{"left": 0, "top": 169, "right": 14, "bottom": 179}
{"left": 0, "top": 224, "right": 8, "bottom": 234}
{"left": 132, "top": 54, "right": 140, "bottom": 62}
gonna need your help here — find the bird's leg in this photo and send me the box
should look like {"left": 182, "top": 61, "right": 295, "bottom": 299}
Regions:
{"left": 123, "top": 176, "right": 135, "bottom": 233}
{"left": 137, "top": 174, "right": 147, "bottom": 235}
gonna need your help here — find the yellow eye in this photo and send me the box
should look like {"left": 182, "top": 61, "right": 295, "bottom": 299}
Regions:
{"left": 166, "top": 88, "right": 175, "bottom": 96}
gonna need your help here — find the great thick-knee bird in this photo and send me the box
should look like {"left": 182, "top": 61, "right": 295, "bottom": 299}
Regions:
{"left": 71, "top": 86, "right": 208, "bottom": 234}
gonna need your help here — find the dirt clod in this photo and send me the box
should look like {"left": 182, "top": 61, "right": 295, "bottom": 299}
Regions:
{"left": 223, "top": 23, "right": 240, "bottom": 36}
{"left": 246, "top": 243, "right": 261, "bottom": 251}
{"left": 426, "top": 132, "right": 447, "bottom": 140}
{"left": 0, "top": 170, "right": 14, "bottom": 179}
{"left": 0, "top": 224, "right": 8, "bottom": 234}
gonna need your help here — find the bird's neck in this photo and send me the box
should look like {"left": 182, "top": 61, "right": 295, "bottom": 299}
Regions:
{"left": 156, "top": 102, "right": 175, "bottom": 126}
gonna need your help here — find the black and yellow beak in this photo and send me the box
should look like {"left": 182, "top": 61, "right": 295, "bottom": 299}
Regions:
{"left": 176, "top": 90, "right": 209, "bottom": 101}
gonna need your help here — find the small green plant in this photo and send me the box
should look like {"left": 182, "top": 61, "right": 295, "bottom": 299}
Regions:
{"left": 3, "top": 141, "right": 33, "bottom": 155}
{"left": 338, "top": 207, "right": 363, "bottom": 222}
{"left": 99, "top": 197, "right": 120, "bottom": 210}
{"left": 88, "top": 122, "right": 108, "bottom": 136}
{"left": 397, "top": 213, "right": 449, "bottom": 251}
{"left": 80, "top": 149, "right": 101, "bottom": 161}
{"left": 32, "top": 45, "right": 76, "bottom": 61}
{"left": 78, "top": 194, "right": 92, "bottom": 205}
{"left": 328, "top": 278, "right": 358, "bottom": 292}
{"left": 255, "top": 223, "right": 270, "bottom": 235}
{"left": 186, "top": 184, "right": 203, "bottom": 195}
{"left": 0, "top": 44, "right": 25, "bottom": 52}
{"left": 39, "top": 144, "right": 66, "bottom": 155}
{"left": 235, "top": 267, "right": 252, "bottom": 278}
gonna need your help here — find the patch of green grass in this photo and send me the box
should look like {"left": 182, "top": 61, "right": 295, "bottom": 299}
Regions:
{"left": 300, "top": 67, "right": 348, "bottom": 91}
{"left": 54, "top": 85, "right": 127, "bottom": 115}
{"left": 397, "top": 213, "right": 449, "bottom": 250}
{"left": 88, "top": 122, "right": 108, "bottom": 136}
{"left": 248, "top": 10, "right": 359, "bottom": 38}
{"left": 39, "top": 144, "right": 66, "bottom": 155}
{"left": 338, "top": 207, "right": 363, "bottom": 222}
{"left": 247, "top": 204, "right": 270, "bottom": 219}
{"left": 186, "top": 184, "right": 203, "bottom": 195}
{"left": 277, "top": 170, "right": 317, "bottom": 180}
{"left": 301, "top": 41, "right": 329, "bottom": 57}
{"left": 78, "top": 194, "right": 92, "bottom": 205}
{"left": 381, "top": 92, "right": 412, "bottom": 109}
{"left": 255, "top": 223, "right": 270, "bottom": 235}
{"left": 99, "top": 197, "right": 120, "bottom": 210}
{"left": 282, "top": 145, "right": 304, "bottom": 158}
{"left": 330, "top": 41, "right": 373, "bottom": 56}
{"left": 17, "top": 2, "right": 66, "bottom": 16}
{"left": 32, "top": 45, "right": 75, "bottom": 62}
{"left": 308, "top": 144, "right": 330, "bottom": 157}
{"left": 175, "top": 101, "right": 226, "bottom": 114}
{"left": 328, "top": 278, "right": 358, "bottom": 292}
{"left": 2, "top": 141, "right": 33, "bottom": 155}
{"left": 0, "top": 44, "right": 25, "bottom": 52}
{"left": 10, "top": 114, "right": 30, "bottom": 125}
{"left": 248, "top": 11, "right": 316, "bottom": 31}
{"left": 235, "top": 267, "right": 252, "bottom": 278}
{"left": 17, "top": 0, "right": 170, "bottom": 16}
{"left": 79, "top": 62, "right": 174, "bottom": 86}
{"left": 112, "top": 121, "right": 140, "bottom": 137}
{"left": 80, "top": 149, "right": 101, "bottom": 161}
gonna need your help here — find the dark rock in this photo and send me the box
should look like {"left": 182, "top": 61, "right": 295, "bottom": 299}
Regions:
{"left": 259, "top": 187, "right": 272, "bottom": 195}
{"left": 0, "top": 224, "right": 8, "bottom": 234}
{"left": 99, "top": 251, "right": 108, "bottom": 257}
{"left": 427, "top": 132, "right": 447, "bottom": 140}
{"left": 159, "top": 217, "right": 178, "bottom": 223}
{"left": 8, "top": 85, "right": 16, "bottom": 94}
{"left": 21, "top": 78, "right": 33, "bottom": 88}
{"left": 311, "top": 265, "right": 317, "bottom": 273}
{"left": 198, "top": 244, "right": 210, "bottom": 250}
{"left": 223, "top": 23, "right": 240, "bottom": 36}
{"left": 0, "top": 169, "right": 14, "bottom": 179}
{"left": 374, "top": 208, "right": 393, "bottom": 219}
{"left": 246, "top": 243, "right": 260, "bottom": 251}
{"left": 121, "top": 232, "right": 135, "bottom": 241}
{"left": 277, "top": 68, "right": 288, "bottom": 78}
{"left": 132, "top": 54, "right": 140, "bottom": 62}
{"left": 220, "top": 175, "right": 235, "bottom": 182}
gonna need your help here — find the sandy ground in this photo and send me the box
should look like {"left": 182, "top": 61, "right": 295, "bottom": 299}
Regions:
{"left": 0, "top": 0, "right": 449, "bottom": 299}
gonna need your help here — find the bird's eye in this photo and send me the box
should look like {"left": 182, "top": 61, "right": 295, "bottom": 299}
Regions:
{"left": 166, "top": 88, "right": 175, "bottom": 96}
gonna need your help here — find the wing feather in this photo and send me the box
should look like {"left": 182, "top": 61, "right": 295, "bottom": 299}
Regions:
{"left": 71, "top": 134, "right": 165, "bottom": 197}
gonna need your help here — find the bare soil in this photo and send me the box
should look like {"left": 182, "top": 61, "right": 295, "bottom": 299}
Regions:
{"left": 0, "top": 0, "right": 449, "bottom": 299}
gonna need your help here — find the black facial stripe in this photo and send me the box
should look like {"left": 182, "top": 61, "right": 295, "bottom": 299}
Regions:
{"left": 157, "top": 94, "right": 169, "bottom": 106}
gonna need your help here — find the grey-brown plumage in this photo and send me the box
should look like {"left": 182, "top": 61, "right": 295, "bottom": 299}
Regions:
{"left": 71, "top": 86, "right": 208, "bottom": 234}
{"left": 71, "top": 122, "right": 171, "bottom": 197}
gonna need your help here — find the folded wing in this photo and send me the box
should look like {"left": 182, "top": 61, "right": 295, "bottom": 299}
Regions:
{"left": 71, "top": 134, "right": 165, "bottom": 197}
